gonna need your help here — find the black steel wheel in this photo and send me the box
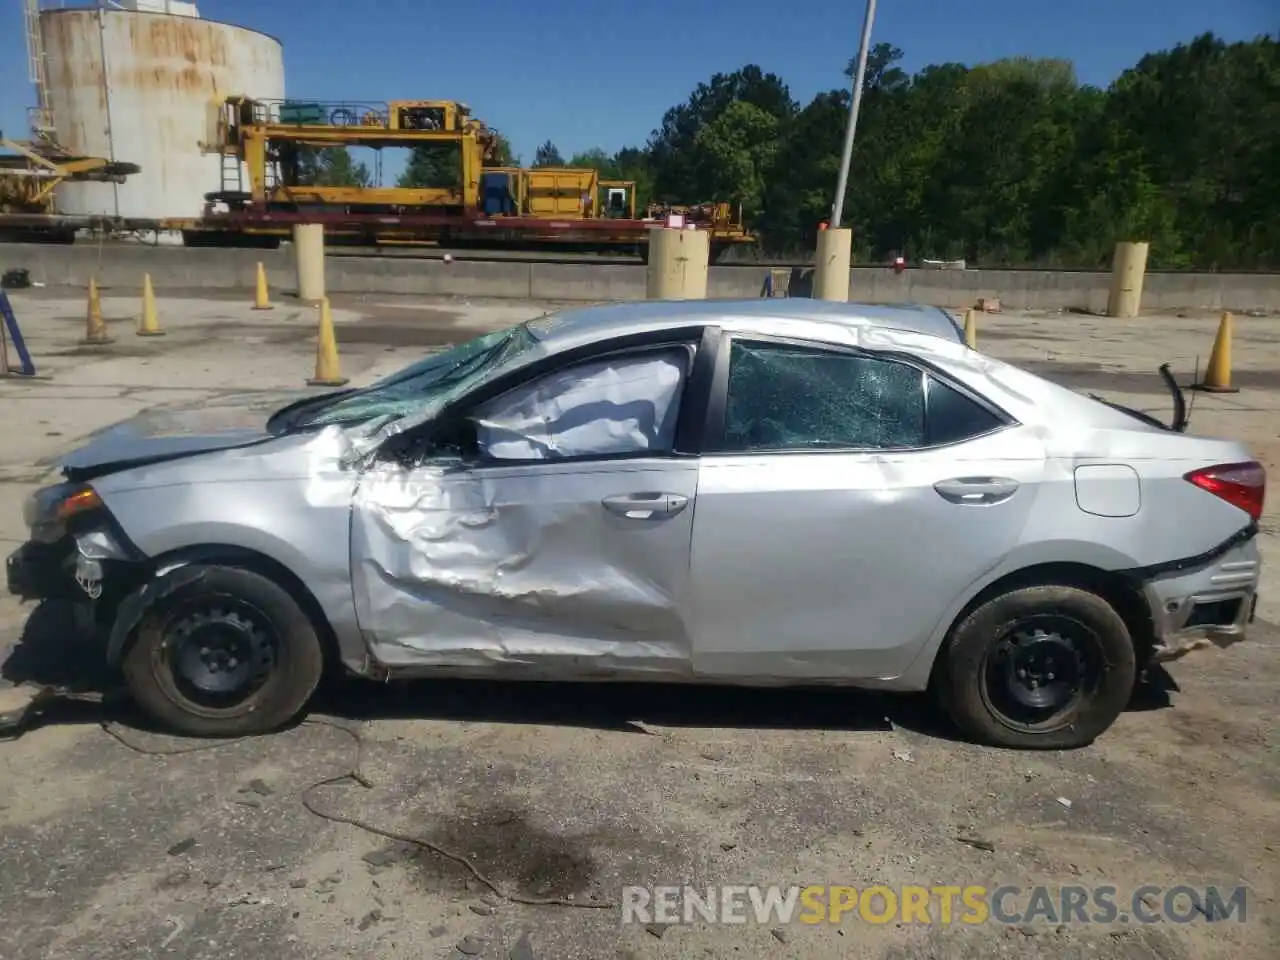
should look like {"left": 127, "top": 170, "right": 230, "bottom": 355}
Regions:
{"left": 162, "top": 599, "right": 279, "bottom": 713}
{"left": 933, "top": 584, "right": 1136, "bottom": 749}
{"left": 122, "top": 565, "right": 325, "bottom": 738}
{"left": 979, "top": 615, "right": 1105, "bottom": 733}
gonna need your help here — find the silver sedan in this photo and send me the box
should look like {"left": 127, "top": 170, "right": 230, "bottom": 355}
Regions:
{"left": 7, "top": 299, "right": 1264, "bottom": 748}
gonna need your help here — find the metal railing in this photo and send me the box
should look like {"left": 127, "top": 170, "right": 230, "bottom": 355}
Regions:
{"left": 245, "top": 100, "right": 394, "bottom": 129}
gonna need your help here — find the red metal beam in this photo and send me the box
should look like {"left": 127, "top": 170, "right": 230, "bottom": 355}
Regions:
{"left": 204, "top": 210, "right": 678, "bottom": 233}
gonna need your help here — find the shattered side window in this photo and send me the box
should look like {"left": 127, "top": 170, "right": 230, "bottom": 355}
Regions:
{"left": 722, "top": 341, "right": 926, "bottom": 451}
{"left": 472, "top": 348, "right": 689, "bottom": 461}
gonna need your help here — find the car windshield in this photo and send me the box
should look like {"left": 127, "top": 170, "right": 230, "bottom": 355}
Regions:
{"left": 284, "top": 320, "right": 541, "bottom": 429}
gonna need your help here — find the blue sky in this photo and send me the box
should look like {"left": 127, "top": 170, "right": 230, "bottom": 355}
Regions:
{"left": 1, "top": 0, "right": 1274, "bottom": 182}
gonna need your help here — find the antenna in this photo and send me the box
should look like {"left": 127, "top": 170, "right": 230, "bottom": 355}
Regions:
{"left": 23, "top": 0, "right": 55, "bottom": 142}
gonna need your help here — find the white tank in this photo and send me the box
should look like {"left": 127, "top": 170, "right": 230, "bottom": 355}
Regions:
{"left": 39, "top": 6, "right": 285, "bottom": 221}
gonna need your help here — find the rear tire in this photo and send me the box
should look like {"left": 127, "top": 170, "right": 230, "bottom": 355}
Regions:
{"left": 933, "top": 584, "right": 1136, "bottom": 749}
{"left": 121, "top": 566, "right": 324, "bottom": 738}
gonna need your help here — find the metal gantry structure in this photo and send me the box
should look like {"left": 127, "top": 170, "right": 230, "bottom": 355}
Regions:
{"left": 183, "top": 95, "right": 757, "bottom": 258}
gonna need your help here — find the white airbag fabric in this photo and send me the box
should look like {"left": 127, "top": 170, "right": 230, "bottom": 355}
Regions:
{"left": 474, "top": 351, "right": 686, "bottom": 460}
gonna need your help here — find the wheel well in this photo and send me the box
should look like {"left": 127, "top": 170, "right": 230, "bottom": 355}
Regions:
{"left": 945, "top": 562, "right": 1157, "bottom": 664}
{"left": 148, "top": 545, "right": 342, "bottom": 668}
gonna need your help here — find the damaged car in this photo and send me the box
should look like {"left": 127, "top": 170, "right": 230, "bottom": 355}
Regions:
{"left": 6, "top": 298, "right": 1264, "bottom": 749}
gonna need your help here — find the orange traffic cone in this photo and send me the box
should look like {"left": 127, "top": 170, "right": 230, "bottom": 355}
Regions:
{"left": 307, "top": 298, "right": 348, "bottom": 387}
{"left": 1192, "top": 312, "right": 1239, "bottom": 393}
{"left": 252, "top": 262, "right": 273, "bottom": 310}
{"left": 81, "top": 277, "right": 112, "bottom": 345}
{"left": 136, "top": 274, "right": 165, "bottom": 336}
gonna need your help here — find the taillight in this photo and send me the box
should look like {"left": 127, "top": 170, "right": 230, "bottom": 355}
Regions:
{"left": 1184, "top": 461, "right": 1266, "bottom": 522}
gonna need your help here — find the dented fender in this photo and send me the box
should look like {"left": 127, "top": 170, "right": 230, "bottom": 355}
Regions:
{"left": 105, "top": 562, "right": 210, "bottom": 666}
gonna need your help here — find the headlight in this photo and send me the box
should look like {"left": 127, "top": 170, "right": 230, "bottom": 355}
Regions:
{"left": 24, "top": 483, "right": 104, "bottom": 540}
{"left": 53, "top": 486, "right": 104, "bottom": 522}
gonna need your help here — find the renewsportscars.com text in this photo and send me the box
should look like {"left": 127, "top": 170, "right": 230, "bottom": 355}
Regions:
{"left": 620, "top": 884, "right": 1248, "bottom": 926}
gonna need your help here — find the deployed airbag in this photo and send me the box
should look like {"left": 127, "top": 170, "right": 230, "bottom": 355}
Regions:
{"left": 473, "top": 350, "right": 687, "bottom": 460}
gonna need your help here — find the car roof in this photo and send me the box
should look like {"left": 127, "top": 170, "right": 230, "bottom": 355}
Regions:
{"left": 514, "top": 300, "right": 1085, "bottom": 431}
{"left": 525, "top": 298, "right": 964, "bottom": 352}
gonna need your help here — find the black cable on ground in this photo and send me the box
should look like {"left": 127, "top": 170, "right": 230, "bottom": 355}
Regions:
{"left": 97, "top": 712, "right": 615, "bottom": 910}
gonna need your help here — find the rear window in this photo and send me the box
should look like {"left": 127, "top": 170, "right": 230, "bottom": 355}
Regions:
{"left": 926, "top": 376, "right": 1006, "bottom": 444}
{"left": 721, "top": 341, "right": 926, "bottom": 451}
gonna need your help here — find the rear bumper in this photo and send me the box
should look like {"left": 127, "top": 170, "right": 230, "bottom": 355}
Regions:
{"left": 1140, "top": 537, "right": 1260, "bottom": 663}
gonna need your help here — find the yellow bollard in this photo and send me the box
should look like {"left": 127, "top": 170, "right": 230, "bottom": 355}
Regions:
{"left": 252, "top": 261, "right": 273, "bottom": 310}
{"left": 81, "top": 277, "right": 112, "bottom": 345}
{"left": 963, "top": 308, "right": 977, "bottom": 348}
{"left": 294, "top": 224, "right": 326, "bottom": 304}
{"left": 1191, "top": 312, "right": 1239, "bottom": 393}
{"left": 1106, "top": 241, "right": 1150, "bottom": 318}
{"left": 812, "top": 227, "right": 853, "bottom": 301}
{"left": 307, "top": 298, "right": 348, "bottom": 387}
{"left": 136, "top": 273, "right": 165, "bottom": 337}
{"left": 645, "top": 227, "right": 710, "bottom": 300}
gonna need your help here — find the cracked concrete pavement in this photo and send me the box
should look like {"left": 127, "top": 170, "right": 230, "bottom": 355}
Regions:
{"left": 0, "top": 288, "right": 1277, "bottom": 959}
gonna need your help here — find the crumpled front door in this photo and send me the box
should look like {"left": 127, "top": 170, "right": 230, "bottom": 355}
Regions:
{"left": 350, "top": 457, "right": 700, "bottom": 678}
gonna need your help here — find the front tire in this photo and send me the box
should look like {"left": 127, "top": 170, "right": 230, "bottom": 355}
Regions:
{"left": 933, "top": 584, "right": 1136, "bottom": 749}
{"left": 121, "top": 566, "right": 324, "bottom": 737}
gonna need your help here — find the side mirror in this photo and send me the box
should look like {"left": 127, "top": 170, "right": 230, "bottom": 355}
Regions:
{"left": 373, "top": 419, "right": 482, "bottom": 468}
{"left": 385, "top": 425, "right": 433, "bottom": 461}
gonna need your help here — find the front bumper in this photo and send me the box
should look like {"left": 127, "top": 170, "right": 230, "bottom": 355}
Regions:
{"left": 8, "top": 519, "right": 149, "bottom": 604}
{"left": 6, "top": 540, "right": 82, "bottom": 602}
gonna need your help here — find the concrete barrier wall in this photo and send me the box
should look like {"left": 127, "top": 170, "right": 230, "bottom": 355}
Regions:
{"left": 4, "top": 243, "right": 1279, "bottom": 312}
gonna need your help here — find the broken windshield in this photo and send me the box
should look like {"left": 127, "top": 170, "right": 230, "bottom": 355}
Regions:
{"left": 288, "top": 321, "right": 542, "bottom": 429}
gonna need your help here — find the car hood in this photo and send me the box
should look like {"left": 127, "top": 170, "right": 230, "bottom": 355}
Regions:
{"left": 53, "top": 390, "right": 310, "bottom": 479}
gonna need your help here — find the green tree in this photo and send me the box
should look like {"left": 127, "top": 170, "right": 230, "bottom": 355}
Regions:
{"left": 1079, "top": 33, "right": 1280, "bottom": 268}
{"left": 568, "top": 148, "right": 612, "bottom": 171}
{"left": 398, "top": 132, "right": 520, "bottom": 189}
{"left": 398, "top": 146, "right": 458, "bottom": 188}
{"left": 647, "top": 65, "right": 796, "bottom": 202}
{"left": 293, "top": 147, "right": 371, "bottom": 187}
{"left": 315, "top": 148, "right": 371, "bottom": 187}
{"left": 607, "top": 146, "right": 656, "bottom": 213}
{"left": 757, "top": 90, "right": 847, "bottom": 253}
{"left": 533, "top": 140, "right": 564, "bottom": 167}
{"left": 691, "top": 101, "right": 779, "bottom": 219}
{"left": 489, "top": 133, "right": 519, "bottom": 167}
{"left": 406, "top": 33, "right": 1280, "bottom": 266}
{"left": 845, "top": 42, "right": 909, "bottom": 92}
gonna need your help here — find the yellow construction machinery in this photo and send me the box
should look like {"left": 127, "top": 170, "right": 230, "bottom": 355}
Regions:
{"left": 211, "top": 97, "right": 500, "bottom": 213}
{"left": 646, "top": 201, "right": 753, "bottom": 247}
{"left": 0, "top": 138, "right": 140, "bottom": 242}
{"left": 191, "top": 94, "right": 757, "bottom": 258}
{"left": 479, "top": 167, "right": 637, "bottom": 219}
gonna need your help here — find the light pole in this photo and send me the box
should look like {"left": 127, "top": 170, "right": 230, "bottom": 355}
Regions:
{"left": 830, "top": 0, "right": 878, "bottom": 228}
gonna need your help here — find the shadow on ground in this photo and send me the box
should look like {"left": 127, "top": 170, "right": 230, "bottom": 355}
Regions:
{"left": 2, "top": 600, "right": 114, "bottom": 693}
{"left": 2, "top": 599, "right": 1176, "bottom": 745}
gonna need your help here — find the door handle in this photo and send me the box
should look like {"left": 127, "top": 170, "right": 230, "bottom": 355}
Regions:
{"left": 601, "top": 492, "right": 689, "bottom": 520}
{"left": 933, "top": 476, "right": 1019, "bottom": 505}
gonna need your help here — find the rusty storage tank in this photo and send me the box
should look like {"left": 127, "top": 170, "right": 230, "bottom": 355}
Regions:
{"left": 39, "top": 3, "right": 284, "bottom": 221}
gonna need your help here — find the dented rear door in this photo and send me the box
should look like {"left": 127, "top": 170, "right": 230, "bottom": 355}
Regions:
{"left": 349, "top": 458, "right": 699, "bottom": 675}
